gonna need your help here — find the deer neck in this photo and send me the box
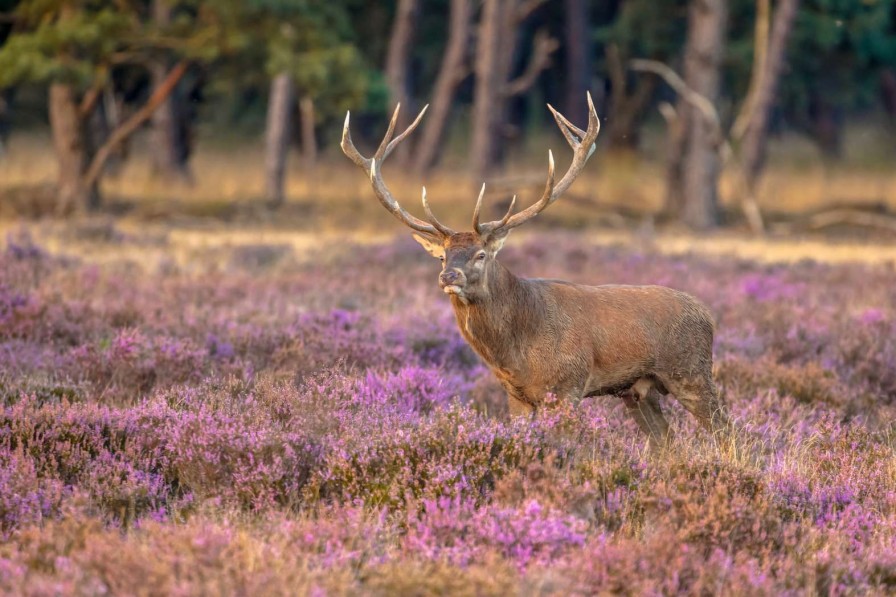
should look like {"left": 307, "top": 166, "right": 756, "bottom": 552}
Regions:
{"left": 449, "top": 261, "right": 533, "bottom": 368}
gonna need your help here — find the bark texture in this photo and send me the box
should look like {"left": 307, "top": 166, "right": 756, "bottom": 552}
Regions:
{"left": 606, "top": 44, "right": 656, "bottom": 152}
{"left": 49, "top": 83, "right": 96, "bottom": 214}
{"left": 471, "top": 0, "right": 507, "bottom": 178}
{"left": 882, "top": 68, "right": 896, "bottom": 123}
{"left": 149, "top": 0, "right": 191, "bottom": 181}
{"left": 264, "top": 73, "right": 295, "bottom": 207}
{"left": 563, "top": 0, "right": 591, "bottom": 126}
{"left": 680, "top": 0, "right": 727, "bottom": 230}
{"left": 412, "top": 0, "right": 472, "bottom": 173}
{"left": 298, "top": 95, "right": 317, "bottom": 168}
{"left": 471, "top": 0, "right": 556, "bottom": 179}
{"left": 739, "top": 0, "right": 800, "bottom": 189}
{"left": 384, "top": 0, "right": 419, "bottom": 164}
{"left": 0, "top": 88, "right": 12, "bottom": 156}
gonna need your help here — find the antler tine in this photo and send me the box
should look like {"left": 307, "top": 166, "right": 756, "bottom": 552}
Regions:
{"left": 422, "top": 186, "right": 456, "bottom": 236}
{"left": 477, "top": 152, "right": 553, "bottom": 235}
{"left": 341, "top": 112, "right": 370, "bottom": 169}
{"left": 472, "top": 184, "right": 486, "bottom": 234}
{"left": 383, "top": 104, "right": 429, "bottom": 161}
{"left": 496, "top": 195, "right": 517, "bottom": 227}
{"left": 374, "top": 104, "right": 402, "bottom": 160}
{"left": 481, "top": 93, "right": 599, "bottom": 233}
{"left": 530, "top": 151, "right": 557, "bottom": 213}
{"left": 341, "top": 104, "right": 443, "bottom": 237}
{"left": 474, "top": 182, "right": 519, "bottom": 236}
{"left": 547, "top": 103, "right": 585, "bottom": 143}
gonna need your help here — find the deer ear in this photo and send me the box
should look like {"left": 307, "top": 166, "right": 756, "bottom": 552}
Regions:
{"left": 482, "top": 229, "right": 511, "bottom": 254}
{"left": 412, "top": 234, "right": 445, "bottom": 259}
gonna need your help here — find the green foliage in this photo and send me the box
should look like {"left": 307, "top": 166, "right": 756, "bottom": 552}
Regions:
{"left": 781, "top": 0, "right": 896, "bottom": 114}
{"left": 594, "top": 0, "right": 689, "bottom": 62}
{"left": 0, "top": 5, "right": 132, "bottom": 87}
{"left": 262, "top": 1, "right": 369, "bottom": 118}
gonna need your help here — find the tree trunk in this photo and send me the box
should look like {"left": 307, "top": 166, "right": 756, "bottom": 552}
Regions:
{"left": 880, "top": 68, "right": 896, "bottom": 124}
{"left": 663, "top": 102, "right": 690, "bottom": 218}
{"left": 740, "top": 0, "right": 799, "bottom": 190}
{"left": 298, "top": 95, "right": 317, "bottom": 168}
{"left": 606, "top": 45, "right": 656, "bottom": 152}
{"left": 680, "top": 0, "right": 727, "bottom": 230}
{"left": 471, "top": 0, "right": 507, "bottom": 180}
{"left": 49, "top": 83, "right": 96, "bottom": 214}
{"left": 0, "top": 88, "right": 13, "bottom": 156}
{"left": 809, "top": 93, "right": 842, "bottom": 159}
{"left": 385, "top": 0, "right": 419, "bottom": 165}
{"left": 81, "top": 62, "right": 189, "bottom": 195}
{"left": 149, "top": 0, "right": 191, "bottom": 182}
{"left": 563, "top": 0, "right": 590, "bottom": 125}
{"left": 471, "top": 0, "right": 555, "bottom": 180}
{"left": 264, "top": 73, "right": 294, "bottom": 207}
{"left": 412, "top": 0, "right": 472, "bottom": 173}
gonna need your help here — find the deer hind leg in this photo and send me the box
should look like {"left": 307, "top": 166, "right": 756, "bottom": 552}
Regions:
{"left": 621, "top": 378, "right": 672, "bottom": 450}
{"left": 661, "top": 373, "right": 731, "bottom": 441}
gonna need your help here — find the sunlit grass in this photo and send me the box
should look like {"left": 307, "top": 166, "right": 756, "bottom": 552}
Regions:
{"left": 2, "top": 120, "right": 895, "bottom": 226}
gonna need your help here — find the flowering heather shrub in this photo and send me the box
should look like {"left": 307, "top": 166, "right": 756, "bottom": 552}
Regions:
{"left": 405, "top": 496, "right": 586, "bottom": 568}
{"left": 1, "top": 229, "right": 896, "bottom": 594}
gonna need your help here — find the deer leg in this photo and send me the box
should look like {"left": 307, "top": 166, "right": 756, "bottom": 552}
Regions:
{"left": 661, "top": 374, "right": 731, "bottom": 441}
{"left": 507, "top": 394, "right": 536, "bottom": 417}
{"left": 621, "top": 378, "right": 672, "bottom": 450}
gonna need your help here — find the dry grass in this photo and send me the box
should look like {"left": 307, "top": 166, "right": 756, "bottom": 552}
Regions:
{"left": 2, "top": 121, "right": 895, "bottom": 222}
{"left": 2, "top": 122, "right": 896, "bottom": 268}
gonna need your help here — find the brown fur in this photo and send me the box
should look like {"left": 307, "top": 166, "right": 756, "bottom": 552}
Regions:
{"left": 342, "top": 95, "right": 727, "bottom": 447}
{"left": 414, "top": 231, "right": 730, "bottom": 447}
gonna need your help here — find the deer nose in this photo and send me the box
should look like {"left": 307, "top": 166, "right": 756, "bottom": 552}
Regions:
{"left": 439, "top": 269, "right": 462, "bottom": 286}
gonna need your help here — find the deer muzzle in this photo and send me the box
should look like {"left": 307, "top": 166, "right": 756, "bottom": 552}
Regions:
{"left": 439, "top": 269, "right": 466, "bottom": 295}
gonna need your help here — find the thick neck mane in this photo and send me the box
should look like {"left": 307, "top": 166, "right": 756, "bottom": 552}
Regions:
{"left": 449, "top": 261, "right": 538, "bottom": 368}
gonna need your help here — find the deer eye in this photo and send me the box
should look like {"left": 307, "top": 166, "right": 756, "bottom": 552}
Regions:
{"left": 475, "top": 252, "right": 487, "bottom": 261}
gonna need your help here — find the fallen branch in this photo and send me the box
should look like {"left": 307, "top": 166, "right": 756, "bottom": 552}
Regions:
{"left": 806, "top": 209, "right": 896, "bottom": 233}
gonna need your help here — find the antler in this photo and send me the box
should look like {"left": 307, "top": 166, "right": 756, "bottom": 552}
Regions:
{"left": 474, "top": 92, "right": 601, "bottom": 236}
{"left": 342, "top": 104, "right": 456, "bottom": 238}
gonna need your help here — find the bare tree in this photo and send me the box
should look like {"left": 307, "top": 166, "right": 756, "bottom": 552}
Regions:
{"left": 298, "top": 96, "right": 317, "bottom": 169}
{"left": 49, "top": 61, "right": 188, "bottom": 214}
{"left": 563, "top": 0, "right": 591, "bottom": 125}
{"left": 605, "top": 44, "right": 657, "bottom": 152}
{"left": 384, "top": 0, "right": 419, "bottom": 165}
{"left": 471, "top": 0, "right": 558, "bottom": 179}
{"left": 49, "top": 83, "right": 97, "bottom": 213}
{"left": 736, "top": 0, "right": 800, "bottom": 207}
{"left": 149, "top": 0, "right": 192, "bottom": 182}
{"left": 679, "top": 0, "right": 728, "bottom": 230}
{"left": 412, "top": 0, "right": 473, "bottom": 173}
{"left": 0, "top": 88, "right": 13, "bottom": 157}
{"left": 635, "top": 0, "right": 798, "bottom": 234}
{"left": 264, "top": 73, "right": 295, "bottom": 207}
{"left": 882, "top": 68, "right": 896, "bottom": 125}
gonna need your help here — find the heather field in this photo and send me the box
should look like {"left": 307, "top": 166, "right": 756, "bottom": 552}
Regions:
{"left": 2, "top": 224, "right": 896, "bottom": 596}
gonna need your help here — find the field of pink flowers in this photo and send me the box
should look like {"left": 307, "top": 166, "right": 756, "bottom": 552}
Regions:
{"left": 1, "top": 226, "right": 895, "bottom": 595}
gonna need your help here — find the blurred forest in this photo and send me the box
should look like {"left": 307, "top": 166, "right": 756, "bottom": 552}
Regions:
{"left": 0, "top": 0, "right": 895, "bottom": 232}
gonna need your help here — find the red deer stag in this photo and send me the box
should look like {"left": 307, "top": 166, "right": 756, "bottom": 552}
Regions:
{"left": 341, "top": 94, "right": 729, "bottom": 446}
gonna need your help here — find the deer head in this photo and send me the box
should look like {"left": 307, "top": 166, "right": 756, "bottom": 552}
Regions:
{"left": 341, "top": 94, "right": 601, "bottom": 304}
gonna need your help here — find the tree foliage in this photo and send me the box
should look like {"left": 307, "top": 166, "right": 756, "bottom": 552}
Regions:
{"left": 781, "top": 0, "right": 896, "bottom": 115}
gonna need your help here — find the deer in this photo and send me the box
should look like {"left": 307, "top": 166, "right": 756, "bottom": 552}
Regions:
{"left": 341, "top": 93, "right": 730, "bottom": 448}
